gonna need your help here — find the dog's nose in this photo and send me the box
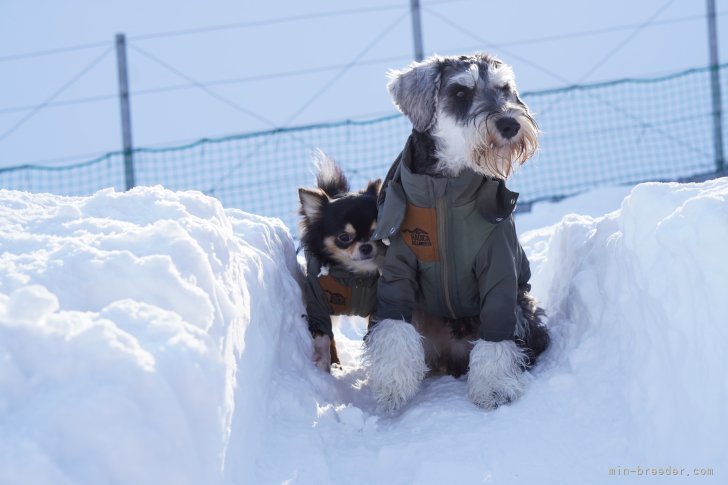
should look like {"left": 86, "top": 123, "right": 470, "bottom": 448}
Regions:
{"left": 359, "top": 243, "right": 373, "bottom": 256}
{"left": 495, "top": 117, "right": 520, "bottom": 139}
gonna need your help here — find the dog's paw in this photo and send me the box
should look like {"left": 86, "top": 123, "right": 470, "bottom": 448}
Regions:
{"left": 363, "top": 319, "right": 428, "bottom": 412}
{"left": 312, "top": 334, "right": 332, "bottom": 372}
{"left": 467, "top": 339, "right": 527, "bottom": 410}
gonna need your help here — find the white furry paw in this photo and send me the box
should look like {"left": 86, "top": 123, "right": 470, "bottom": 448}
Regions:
{"left": 467, "top": 339, "right": 527, "bottom": 410}
{"left": 363, "top": 319, "right": 428, "bottom": 412}
{"left": 312, "top": 334, "right": 332, "bottom": 372}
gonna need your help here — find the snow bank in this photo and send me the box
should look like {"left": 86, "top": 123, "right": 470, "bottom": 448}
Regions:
{"left": 523, "top": 177, "right": 728, "bottom": 466}
{"left": 249, "top": 178, "right": 727, "bottom": 484}
{"left": 2, "top": 178, "right": 726, "bottom": 484}
{"left": 0, "top": 187, "right": 315, "bottom": 484}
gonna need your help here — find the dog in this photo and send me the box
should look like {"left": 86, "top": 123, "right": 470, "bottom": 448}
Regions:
{"left": 298, "top": 150, "right": 383, "bottom": 372}
{"left": 365, "top": 53, "right": 549, "bottom": 411}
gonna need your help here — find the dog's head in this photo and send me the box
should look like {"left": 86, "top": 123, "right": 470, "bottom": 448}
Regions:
{"left": 299, "top": 151, "right": 383, "bottom": 274}
{"left": 388, "top": 52, "right": 538, "bottom": 179}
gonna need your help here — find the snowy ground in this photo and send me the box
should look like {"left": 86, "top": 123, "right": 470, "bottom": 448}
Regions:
{"left": 1, "top": 180, "right": 726, "bottom": 484}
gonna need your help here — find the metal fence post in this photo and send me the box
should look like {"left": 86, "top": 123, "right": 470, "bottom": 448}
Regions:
{"left": 410, "top": 0, "right": 424, "bottom": 61}
{"left": 115, "top": 33, "right": 136, "bottom": 190}
{"left": 706, "top": 0, "right": 724, "bottom": 173}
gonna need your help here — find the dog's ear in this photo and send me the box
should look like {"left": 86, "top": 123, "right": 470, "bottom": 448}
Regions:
{"left": 298, "top": 188, "right": 328, "bottom": 221}
{"left": 387, "top": 57, "right": 441, "bottom": 132}
{"left": 362, "top": 179, "right": 382, "bottom": 196}
{"left": 314, "top": 148, "right": 349, "bottom": 198}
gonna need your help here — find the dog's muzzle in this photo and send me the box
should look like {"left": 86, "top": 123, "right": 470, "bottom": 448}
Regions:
{"left": 471, "top": 112, "right": 539, "bottom": 179}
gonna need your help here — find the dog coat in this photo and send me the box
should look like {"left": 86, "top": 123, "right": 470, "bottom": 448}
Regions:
{"left": 372, "top": 131, "right": 532, "bottom": 342}
{"left": 302, "top": 252, "right": 379, "bottom": 339}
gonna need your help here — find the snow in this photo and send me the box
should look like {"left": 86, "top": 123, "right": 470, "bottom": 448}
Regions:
{"left": 1, "top": 179, "right": 726, "bottom": 484}
{"left": 0, "top": 187, "right": 314, "bottom": 484}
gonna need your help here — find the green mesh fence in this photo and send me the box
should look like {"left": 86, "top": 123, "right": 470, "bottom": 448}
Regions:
{"left": 1, "top": 64, "right": 726, "bottom": 232}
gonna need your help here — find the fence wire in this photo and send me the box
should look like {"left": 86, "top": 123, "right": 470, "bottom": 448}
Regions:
{"left": 1, "top": 64, "right": 725, "bottom": 232}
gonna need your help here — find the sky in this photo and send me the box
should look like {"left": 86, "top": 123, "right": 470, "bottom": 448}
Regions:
{"left": 0, "top": 0, "right": 725, "bottom": 169}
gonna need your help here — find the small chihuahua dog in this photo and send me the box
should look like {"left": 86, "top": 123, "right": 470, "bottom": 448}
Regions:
{"left": 298, "top": 150, "right": 383, "bottom": 372}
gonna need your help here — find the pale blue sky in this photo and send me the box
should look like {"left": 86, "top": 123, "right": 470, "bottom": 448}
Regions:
{"left": 0, "top": 0, "right": 724, "bottom": 168}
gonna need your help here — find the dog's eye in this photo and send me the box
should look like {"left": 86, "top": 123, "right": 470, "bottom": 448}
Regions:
{"left": 337, "top": 233, "right": 353, "bottom": 244}
{"left": 449, "top": 84, "right": 471, "bottom": 99}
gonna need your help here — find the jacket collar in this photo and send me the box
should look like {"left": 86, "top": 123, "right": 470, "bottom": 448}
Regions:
{"left": 399, "top": 131, "right": 519, "bottom": 222}
{"left": 373, "top": 131, "right": 520, "bottom": 240}
{"left": 399, "top": 132, "right": 484, "bottom": 207}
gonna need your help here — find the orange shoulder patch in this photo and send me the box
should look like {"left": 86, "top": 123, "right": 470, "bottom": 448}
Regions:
{"left": 400, "top": 203, "right": 439, "bottom": 262}
{"left": 318, "top": 274, "right": 353, "bottom": 315}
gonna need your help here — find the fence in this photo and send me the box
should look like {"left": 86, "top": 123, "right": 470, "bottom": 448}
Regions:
{"left": 1, "top": 63, "right": 726, "bottom": 232}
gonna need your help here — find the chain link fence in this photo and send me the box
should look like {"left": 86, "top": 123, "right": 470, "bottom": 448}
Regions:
{"left": 1, "top": 64, "right": 725, "bottom": 231}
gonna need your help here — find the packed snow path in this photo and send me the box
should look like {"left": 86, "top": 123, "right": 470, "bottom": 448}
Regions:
{"left": 1, "top": 181, "right": 725, "bottom": 484}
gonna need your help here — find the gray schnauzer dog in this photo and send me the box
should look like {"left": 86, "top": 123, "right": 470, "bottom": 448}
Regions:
{"left": 365, "top": 53, "right": 548, "bottom": 411}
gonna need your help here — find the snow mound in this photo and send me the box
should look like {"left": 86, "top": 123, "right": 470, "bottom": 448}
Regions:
{"left": 0, "top": 187, "right": 318, "bottom": 485}
{"left": 256, "top": 178, "right": 728, "bottom": 484}
{"left": 524, "top": 177, "right": 728, "bottom": 466}
{"left": 2, "top": 179, "right": 726, "bottom": 484}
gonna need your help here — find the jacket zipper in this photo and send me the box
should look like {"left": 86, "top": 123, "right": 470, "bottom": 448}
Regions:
{"left": 436, "top": 196, "right": 457, "bottom": 319}
{"left": 351, "top": 274, "right": 374, "bottom": 316}
{"left": 352, "top": 277, "right": 363, "bottom": 315}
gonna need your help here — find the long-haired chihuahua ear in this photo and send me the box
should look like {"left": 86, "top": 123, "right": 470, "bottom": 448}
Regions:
{"left": 362, "top": 179, "right": 382, "bottom": 196}
{"left": 298, "top": 187, "right": 328, "bottom": 221}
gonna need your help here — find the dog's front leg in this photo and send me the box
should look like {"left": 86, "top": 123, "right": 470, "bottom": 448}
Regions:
{"left": 467, "top": 339, "right": 526, "bottom": 409}
{"left": 469, "top": 224, "right": 530, "bottom": 409}
{"left": 364, "top": 319, "right": 427, "bottom": 412}
{"left": 367, "top": 230, "right": 427, "bottom": 412}
{"left": 312, "top": 333, "right": 333, "bottom": 372}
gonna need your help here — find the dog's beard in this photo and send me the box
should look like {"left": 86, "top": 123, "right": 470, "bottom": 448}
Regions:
{"left": 470, "top": 115, "right": 539, "bottom": 179}
{"left": 432, "top": 111, "right": 539, "bottom": 179}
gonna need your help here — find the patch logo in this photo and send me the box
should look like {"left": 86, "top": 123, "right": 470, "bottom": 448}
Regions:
{"left": 401, "top": 204, "right": 439, "bottom": 262}
{"left": 402, "top": 227, "right": 432, "bottom": 247}
{"left": 318, "top": 274, "right": 352, "bottom": 315}
{"left": 325, "top": 290, "right": 347, "bottom": 307}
